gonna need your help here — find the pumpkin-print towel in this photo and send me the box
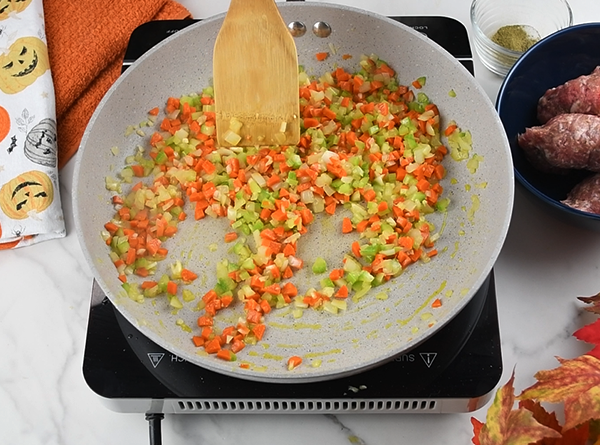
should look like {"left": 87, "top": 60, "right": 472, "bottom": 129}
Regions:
{"left": 0, "top": 0, "right": 65, "bottom": 249}
{"left": 0, "top": 0, "right": 190, "bottom": 249}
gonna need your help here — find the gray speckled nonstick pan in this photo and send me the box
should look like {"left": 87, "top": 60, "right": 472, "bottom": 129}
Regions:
{"left": 73, "top": 3, "right": 513, "bottom": 383}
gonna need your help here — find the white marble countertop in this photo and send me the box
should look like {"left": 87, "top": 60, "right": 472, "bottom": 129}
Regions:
{"left": 2, "top": 0, "right": 600, "bottom": 444}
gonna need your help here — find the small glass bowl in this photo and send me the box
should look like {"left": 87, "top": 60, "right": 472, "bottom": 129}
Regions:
{"left": 471, "top": 0, "right": 573, "bottom": 77}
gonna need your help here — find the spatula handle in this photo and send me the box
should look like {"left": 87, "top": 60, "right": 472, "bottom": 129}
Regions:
{"left": 227, "top": 0, "right": 280, "bottom": 15}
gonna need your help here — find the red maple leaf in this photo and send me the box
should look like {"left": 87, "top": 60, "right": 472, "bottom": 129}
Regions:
{"left": 472, "top": 417, "right": 484, "bottom": 445}
{"left": 573, "top": 319, "right": 600, "bottom": 359}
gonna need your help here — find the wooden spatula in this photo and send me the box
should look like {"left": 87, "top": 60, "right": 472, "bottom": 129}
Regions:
{"left": 213, "top": 0, "right": 300, "bottom": 147}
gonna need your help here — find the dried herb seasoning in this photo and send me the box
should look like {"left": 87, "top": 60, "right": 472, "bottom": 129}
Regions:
{"left": 491, "top": 24, "right": 539, "bottom": 52}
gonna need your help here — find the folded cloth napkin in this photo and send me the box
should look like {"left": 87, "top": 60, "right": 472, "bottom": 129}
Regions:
{"left": 0, "top": 0, "right": 66, "bottom": 249}
{"left": 43, "top": 0, "right": 191, "bottom": 169}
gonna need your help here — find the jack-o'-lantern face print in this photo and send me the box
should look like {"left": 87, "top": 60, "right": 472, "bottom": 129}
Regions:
{"left": 0, "top": 36, "right": 49, "bottom": 94}
{"left": 25, "top": 119, "right": 57, "bottom": 167}
{"left": 0, "top": 0, "right": 10, "bottom": 19}
{"left": 0, "top": 0, "right": 33, "bottom": 21}
{"left": 0, "top": 170, "right": 54, "bottom": 220}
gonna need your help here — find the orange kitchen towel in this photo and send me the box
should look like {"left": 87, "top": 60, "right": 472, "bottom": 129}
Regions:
{"left": 43, "top": 0, "right": 191, "bottom": 169}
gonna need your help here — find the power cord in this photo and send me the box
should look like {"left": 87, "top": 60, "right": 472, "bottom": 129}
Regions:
{"left": 145, "top": 413, "right": 164, "bottom": 445}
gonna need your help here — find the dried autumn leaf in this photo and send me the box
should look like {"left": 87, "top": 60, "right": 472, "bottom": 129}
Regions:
{"left": 472, "top": 417, "right": 484, "bottom": 445}
{"left": 518, "top": 355, "right": 600, "bottom": 431}
{"left": 520, "top": 399, "right": 561, "bottom": 432}
{"left": 520, "top": 399, "right": 590, "bottom": 445}
{"left": 557, "top": 423, "right": 590, "bottom": 445}
{"left": 476, "top": 372, "right": 561, "bottom": 445}
{"left": 573, "top": 319, "right": 600, "bottom": 360}
{"left": 578, "top": 292, "right": 600, "bottom": 315}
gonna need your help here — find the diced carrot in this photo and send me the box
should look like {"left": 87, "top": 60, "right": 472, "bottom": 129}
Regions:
{"left": 356, "top": 220, "right": 369, "bottom": 233}
{"left": 329, "top": 268, "right": 344, "bottom": 281}
{"left": 166, "top": 281, "right": 177, "bottom": 295}
{"left": 271, "top": 209, "right": 287, "bottom": 222}
{"left": 304, "top": 117, "right": 320, "bottom": 128}
{"left": 377, "top": 201, "right": 388, "bottom": 213}
{"left": 444, "top": 124, "right": 457, "bottom": 136}
{"left": 282, "top": 243, "right": 296, "bottom": 256}
{"left": 141, "top": 281, "right": 158, "bottom": 290}
{"left": 204, "top": 338, "right": 221, "bottom": 354}
{"left": 399, "top": 236, "right": 414, "bottom": 250}
{"left": 104, "top": 222, "right": 119, "bottom": 233}
{"left": 181, "top": 268, "right": 198, "bottom": 283}
{"left": 352, "top": 241, "right": 361, "bottom": 258}
{"left": 253, "top": 324, "right": 266, "bottom": 341}
{"left": 260, "top": 299, "right": 272, "bottom": 314}
{"left": 322, "top": 107, "right": 337, "bottom": 120}
{"left": 217, "top": 349, "right": 236, "bottom": 361}
{"left": 215, "top": 293, "right": 230, "bottom": 307}
{"left": 281, "top": 282, "right": 298, "bottom": 297}
{"left": 201, "top": 326, "right": 213, "bottom": 340}
{"left": 135, "top": 267, "right": 149, "bottom": 277}
{"left": 267, "top": 175, "right": 281, "bottom": 188}
{"left": 335, "top": 285, "right": 349, "bottom": 298}
{"left": 197, "top": 315, "right": 213, "bottom": 327}
{"left": 287, "top": 355, "right": 302, "bottom": 370}
{"left": 283, "top": 266, "right": 294, "bottom": 279}
{"left": 247, "top": 309, "right": 262, "bottom": 324}
{"left": 231, "top": 339, "right": 245, "bottom": 353}
{"left": 192, "top": 336, "right": 205, "bottom": 347}
{"left": 342, "top": 217, "right": 353, "bottom": 234}
{"left": 362, "top": 189, "right": 376, "bottom": 201}
{"left": 125, "top": 247, "right": 136, "bottom": 265}
{"left": 224, "top": 232, "right": 238, "bottom": 243}
{"left": 263, "top": 283, "right": 281, "bottom": 295}
{"left": 315, "top": 52, "right": 329, "bottom": 61}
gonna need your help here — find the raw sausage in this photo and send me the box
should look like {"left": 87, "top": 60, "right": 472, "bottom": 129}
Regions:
{"left": 562, "top": 173, "right": 600, "bottom": 215}
{"left": 538, "top": 66, "right": 600, "bottom": 124}
{"left": 517, "top": 113, "right": 600, "bottom": 174}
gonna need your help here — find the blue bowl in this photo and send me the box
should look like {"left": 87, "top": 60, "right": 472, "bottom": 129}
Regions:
{"left": 496, "top": 23, "right": 600, "bottom": 228}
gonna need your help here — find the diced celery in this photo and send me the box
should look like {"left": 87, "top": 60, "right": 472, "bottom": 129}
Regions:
{"left": 312, "top": 257, "right": 327, "bottom": 274}
{"left": 331, "top": 299, "right": 347, "bottom": 311}
{"left": 323, "top": 301, "right": 338, "bottom": 314}
{"left": 182, "top": 289, "right": 195, "bottom": 302}
{"left": 320, "top": 278, "right": 335, "bottom": 288}
{"left": 157, "top": 274, "right": 170, "bottom": 293}
{"left": 292, "top": 308, "right": 304, "bottom": 319}
{"left": 169, "top": 296, "right": 183, "bottom": 309}
{"left": 343, "top": 255, "right": 362, "bottom": 272}
{"left": 144, "top": 284, "right": 160, "bottom": 298}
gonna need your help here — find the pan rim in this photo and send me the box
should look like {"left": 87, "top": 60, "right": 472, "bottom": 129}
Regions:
{"left": 73, "top": 2, "right": 514, "bottom": 383}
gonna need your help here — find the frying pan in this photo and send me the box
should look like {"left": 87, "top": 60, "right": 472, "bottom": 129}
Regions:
{"left": 73, "top": 3, "right": 514, "bottom": 383}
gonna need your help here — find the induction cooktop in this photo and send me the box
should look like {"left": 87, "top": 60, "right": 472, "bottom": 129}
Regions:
{"left": 82, "top": 15, "right": 501, "bottom": 418}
